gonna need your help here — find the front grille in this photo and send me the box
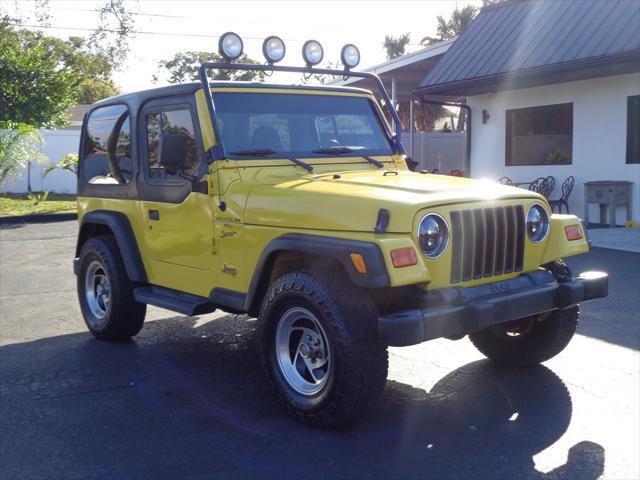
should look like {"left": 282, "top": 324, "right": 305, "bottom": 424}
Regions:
{"left": 450, "top": 205, "right": 525, "bottom": 283}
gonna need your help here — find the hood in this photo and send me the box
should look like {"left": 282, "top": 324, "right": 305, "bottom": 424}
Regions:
{"left": 242, "top": 169, "right": 543, "bottom": 233}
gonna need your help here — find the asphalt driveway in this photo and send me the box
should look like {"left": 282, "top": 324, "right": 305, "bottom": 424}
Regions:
{"left": 1, "top": 220, "right": 638, "bottom": 479}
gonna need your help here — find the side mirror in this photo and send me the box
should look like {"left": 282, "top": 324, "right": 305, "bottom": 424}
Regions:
{"left": 158, "top": 133, "right": 187, "bottom": 175}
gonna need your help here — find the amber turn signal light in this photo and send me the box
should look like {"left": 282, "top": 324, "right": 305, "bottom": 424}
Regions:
{"left": 390, "top": 247, "right": 418, "bottom": 268}
{"left": 565, "top": 225, "right": 583, "bottom": 241}
{"left": 350, "top": 253, "right": 368, "bottom": 274}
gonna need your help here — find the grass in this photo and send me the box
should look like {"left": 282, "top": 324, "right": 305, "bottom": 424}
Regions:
{"left": 0, "top": 192, "right": 77, "bottom": 217}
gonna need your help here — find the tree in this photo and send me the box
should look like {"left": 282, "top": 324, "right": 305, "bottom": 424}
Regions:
{"left": 5, "top": 0, "right": 135, "bottom": 69}
{"left": 421, "top": 5, "right": 479, "bottom": 46}
{"left": 383, "top": 33, "right": 411, "bottom": 60}
{"left": 60, "top": 37, "right": 119, "bottom": 102}
{"left": 0, "top": 20, "right": 77, "bottom": 128}
{"left": 88, "top": 0, "right": 135, "bottom": 68}
{"left": 0, "top": 20, "right": 119, "bottom": 104}
{"left": 155, "top": 51, "right": 265, "bottom": 84}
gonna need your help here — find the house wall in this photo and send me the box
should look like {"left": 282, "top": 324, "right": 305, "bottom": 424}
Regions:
{"left": 467, "top": 73, "right": 640, "bottom": 225}
{"left": 1, "top": 129, "right": 80, "bottom": 194}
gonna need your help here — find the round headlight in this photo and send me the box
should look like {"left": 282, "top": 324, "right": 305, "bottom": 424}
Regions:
{"left": 526, "top": 204, "right": 550, "bottom": 243}
{"left": 219, "top": 32, "right": 243, "bottom": 61}
{"left": 302, "top": 40, "right": 324, "bottom": 66}
{"left": 341, "top": 44, "right": 360, "bottom": 69}
{"left": 418, "top": 214, "right": 449, "bottom": 259}
{"left": 263, "top": 36, "right": 286, "bottom": 64}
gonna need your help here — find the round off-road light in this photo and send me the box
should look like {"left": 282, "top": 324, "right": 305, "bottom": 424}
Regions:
{"left": 418, "top": 213, "right": 449, "bottom": 259}
{"left": 263, "top": 36, "right": 286, "bottom": 64}
{"left": 219, "top": 32, "right": 243, "bottom": 61}
{"left": 341, "top": 44, "right": 360, "bottom": 69}
{"left": 526, "top": 204, "right": 550, "bottom": 243}
{"left": 302, "top": 40, "right": 324, "bottom": 66}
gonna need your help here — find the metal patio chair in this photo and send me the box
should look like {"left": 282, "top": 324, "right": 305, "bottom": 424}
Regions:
{"left": 550, "top": 176, "right": 575, "bottom": 213}
{"left": 528, "top": 177, "right": 546, "bottom": 193}
{"left": 539, "top": 176, "right": 556, "bottom": 199}
{"left": 497, "top": 176, "right": 513, "bottom": 185}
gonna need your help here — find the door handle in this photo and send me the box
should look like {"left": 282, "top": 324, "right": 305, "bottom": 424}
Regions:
{"left": 148, "top": 209, "right": 160, "bottom": 221}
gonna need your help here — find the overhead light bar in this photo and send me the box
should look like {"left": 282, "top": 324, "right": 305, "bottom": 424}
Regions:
{"left": 219, "top": 32, "right": 243, "bottom": 61}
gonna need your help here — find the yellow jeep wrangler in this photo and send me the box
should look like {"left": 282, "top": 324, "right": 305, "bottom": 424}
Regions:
{"left": 74, "top": 34, "right": 607, "bottom": 427}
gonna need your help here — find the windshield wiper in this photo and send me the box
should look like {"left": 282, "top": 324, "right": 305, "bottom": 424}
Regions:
{"left": 312, "top": 147, "right": 384, "bottom": 169}
{"left": 229, "top": 148, "right": 277, "bottom": 156}
{"left": 229, "top": 148, "right": 313, "bottom": 172}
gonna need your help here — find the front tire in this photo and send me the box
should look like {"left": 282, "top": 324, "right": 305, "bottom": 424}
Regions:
{"left": 258, "top": 270, "right": 388, "bottom": 428}
{"left": 77, "top": 235, "right": 146, "bottom": 341}
{"left": 469, "top": 307, "right": 579, "bottom": 367}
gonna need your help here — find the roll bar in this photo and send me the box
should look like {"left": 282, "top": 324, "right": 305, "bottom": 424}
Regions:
{"left": 198, "top": 62, "right": 406, "bottom": 160}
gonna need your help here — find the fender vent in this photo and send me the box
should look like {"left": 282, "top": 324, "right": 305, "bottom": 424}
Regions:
{"left": 450, "top": 205, "right": 525, "bottom": 284}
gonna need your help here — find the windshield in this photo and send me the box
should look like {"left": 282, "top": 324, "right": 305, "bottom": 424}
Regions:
{"left": 213, "top": 92, "right": 394, "bottom": 158}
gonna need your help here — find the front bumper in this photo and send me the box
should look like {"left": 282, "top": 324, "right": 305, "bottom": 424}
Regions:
{"left": 378, "top": 269, "right": 608, "bottom": 347}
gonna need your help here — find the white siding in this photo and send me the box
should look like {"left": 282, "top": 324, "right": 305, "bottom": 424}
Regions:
{"left": 1, "top": 129, "right": 80, "bottom": 194}
{"left": 467, "top": 73, "right": 640, "bottom": 224}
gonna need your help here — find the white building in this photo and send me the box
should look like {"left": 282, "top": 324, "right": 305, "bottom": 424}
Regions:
{"left": 418, "top": 0, "right": 640, "bottom": 225}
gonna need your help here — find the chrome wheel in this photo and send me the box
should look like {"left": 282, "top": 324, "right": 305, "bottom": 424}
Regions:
{"left": 84, "top": 260, "right": 110, "bottom": 322}
{"left": 275, "top": 307, "right": 331, "bottom": 396}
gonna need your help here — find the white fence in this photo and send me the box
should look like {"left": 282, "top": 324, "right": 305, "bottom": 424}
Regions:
{"left": 410, "top": 132, "right": 467, "bottom": 174}
{"left": 1, "top": 129, "right": 80, "bottom": 194}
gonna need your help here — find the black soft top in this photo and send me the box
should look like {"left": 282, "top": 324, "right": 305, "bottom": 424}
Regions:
{"left": 91, "top": 81, "right": 373, "bottom": 111}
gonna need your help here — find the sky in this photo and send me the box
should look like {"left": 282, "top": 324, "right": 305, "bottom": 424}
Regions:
{"left": 6, "top": 0, "right": 483, "bottom": 93}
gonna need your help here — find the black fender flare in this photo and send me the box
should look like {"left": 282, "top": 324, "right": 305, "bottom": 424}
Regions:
{"left": 75, "top": 210, "right": 147, "bottom": 283}
{"left": 244, "top": 233, "right": 390, "bottom": 312}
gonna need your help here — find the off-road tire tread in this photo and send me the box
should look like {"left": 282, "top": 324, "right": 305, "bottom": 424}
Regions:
{"left": 78, "top": 235, "right": 146, "bottom": 341}
{"left": 258, "top": 269, "right": 388, "bottom": 428}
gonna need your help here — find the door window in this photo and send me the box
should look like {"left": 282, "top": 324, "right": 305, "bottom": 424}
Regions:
{"left": 146, "top": 108, "right": 201, "bottom": 180}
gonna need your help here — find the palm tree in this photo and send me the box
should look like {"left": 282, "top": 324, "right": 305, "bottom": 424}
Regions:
{"left": 0, "top": 124, "right": 46, "bottom": 186}
{"left": 421, "top": 5, "right": 479, "bottom": 46}
{"left": 383, "top": 34, "right": 411, "bottom": 60}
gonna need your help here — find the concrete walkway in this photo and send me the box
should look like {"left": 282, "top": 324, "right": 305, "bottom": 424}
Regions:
{"left": 587, "top": 227, "right": 640, "bottom": 253}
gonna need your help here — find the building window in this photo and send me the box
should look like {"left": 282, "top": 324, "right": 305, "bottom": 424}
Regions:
{"left": 82, "top": 105, "right": 132, "bottom": 184}
{"left": 627, "top": 95, "right": 640, "bottom": 164}
{"left": 506, "top": 103, "right": 572, "bottom": 166}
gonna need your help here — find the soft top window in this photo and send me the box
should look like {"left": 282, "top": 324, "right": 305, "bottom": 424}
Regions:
{"left": 82, "top": 104, "right": 132, "bottom": 185}
{"left": 213, "top": 92, "right": 393, "bottom": 158}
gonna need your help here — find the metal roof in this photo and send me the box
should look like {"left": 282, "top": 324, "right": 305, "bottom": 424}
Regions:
{"left": 418, "top": 0, "right": 640, "bottom": 96}
{"left": 332, "top": 39, "right": 454, "bottom": 101}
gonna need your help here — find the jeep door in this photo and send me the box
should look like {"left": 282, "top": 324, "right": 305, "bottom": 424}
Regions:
{"left": 137, "top": 96, "right": 215, "bottom": 276}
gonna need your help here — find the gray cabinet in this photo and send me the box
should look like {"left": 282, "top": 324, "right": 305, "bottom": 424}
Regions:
{"left": 584, "top": 181, "right": 632, "bottom": 227}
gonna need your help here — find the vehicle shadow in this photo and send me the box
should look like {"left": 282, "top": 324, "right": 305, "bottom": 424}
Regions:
{"left": 0, "top": 313, "right": 604, "bottom": 480}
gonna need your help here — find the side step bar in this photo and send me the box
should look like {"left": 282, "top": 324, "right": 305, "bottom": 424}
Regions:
{"left": 133, "top": 286, "right": 216, "bottom": 316}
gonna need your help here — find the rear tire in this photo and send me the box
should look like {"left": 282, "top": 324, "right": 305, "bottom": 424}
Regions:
{"left": 77, "top": 235, "right": 146, "bottom": 341}
{"left": 258, "top": 270, "right": 388, "bottom": 428}
{"left": 469, "top": 307, "right": 578, "bottom": 367}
